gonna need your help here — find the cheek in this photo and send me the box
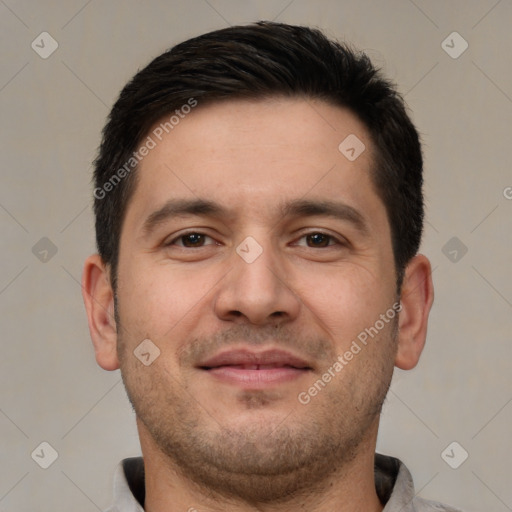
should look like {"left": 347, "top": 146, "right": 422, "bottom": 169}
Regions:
{"left": 116, "top": 259, "right": 222, "bottom": 342}
{"left": 291, "top": 262, "right": 394, "bottom": 339}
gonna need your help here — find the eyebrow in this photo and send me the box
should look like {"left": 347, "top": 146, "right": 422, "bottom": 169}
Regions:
{"left": 141, "top": 198, "right": 369, "bottom": 237}
{"left": 142, "top": 199, "right": 225, "bottom": 237}
{"left": 279, "top": 199, "right": 369, "bottom": 235}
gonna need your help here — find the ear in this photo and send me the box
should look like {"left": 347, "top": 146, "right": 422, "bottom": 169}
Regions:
{"left": 395, "top": 254, "right": 434, "bottom": 370}
{"left": 82, "top": 254, "right": 120, "bottom": 371}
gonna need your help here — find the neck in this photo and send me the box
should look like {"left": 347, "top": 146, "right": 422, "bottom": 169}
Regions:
{"left": 138, "top": 418, "right": 384, "bottom": 512}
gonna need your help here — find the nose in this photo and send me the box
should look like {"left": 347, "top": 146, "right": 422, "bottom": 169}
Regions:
{"left": 213, "top": 238, "right": 301, "bottom": 326}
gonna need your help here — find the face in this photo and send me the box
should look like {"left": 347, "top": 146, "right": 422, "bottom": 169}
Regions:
{"left": 115, "top": 98, "right": 399, "bottom": 500}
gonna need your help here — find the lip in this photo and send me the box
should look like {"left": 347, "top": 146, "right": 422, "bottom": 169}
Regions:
{"left": 198, "top": 348, "right": 313, "bottom": 388}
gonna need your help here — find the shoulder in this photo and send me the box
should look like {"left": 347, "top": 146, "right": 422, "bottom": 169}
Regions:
{"left": 376, "top": 453, "right": 465, "bottom": 512}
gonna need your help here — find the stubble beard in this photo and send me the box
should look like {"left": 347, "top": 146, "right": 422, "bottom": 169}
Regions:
{"left": 117, "top": 321, "right": 397, "bottom": 504}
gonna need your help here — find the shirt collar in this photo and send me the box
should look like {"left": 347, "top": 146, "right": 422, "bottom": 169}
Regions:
{"left": 106, "top": 453, "right": 450, "bottom": 511}
{"left": 106, "top": 458, "right": 145, "bottom": 512}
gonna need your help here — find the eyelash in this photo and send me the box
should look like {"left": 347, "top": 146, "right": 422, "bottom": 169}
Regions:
{"left": 167, "top": 232, "right": 218, "bottom": 248}
{"left": 165, "top": 231, "right": 344, "bottom": 249}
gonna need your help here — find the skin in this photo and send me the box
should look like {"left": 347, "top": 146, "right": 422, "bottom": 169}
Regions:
{"left": 83, "top": 98, "right": 434, "bottom": 512}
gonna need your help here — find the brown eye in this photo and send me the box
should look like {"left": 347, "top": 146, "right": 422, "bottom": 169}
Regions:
{"left": 305, "top": 233, "right": 333, "bottom": 247}
{"left": 172, "top": 233, "right": 213, "bottom": 247}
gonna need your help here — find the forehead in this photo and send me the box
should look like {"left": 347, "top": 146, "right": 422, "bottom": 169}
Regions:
{"left": 124, "top": 97, "right": 382, "bottom": 229}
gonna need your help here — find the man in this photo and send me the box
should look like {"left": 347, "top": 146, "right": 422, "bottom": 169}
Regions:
{"left": 82, "top": 21, "right": 460, "bottom": 512}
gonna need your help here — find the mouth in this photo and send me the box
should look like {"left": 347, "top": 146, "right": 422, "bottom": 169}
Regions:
{"left": 197, "top": 348, "right": 313, "bottom": 388}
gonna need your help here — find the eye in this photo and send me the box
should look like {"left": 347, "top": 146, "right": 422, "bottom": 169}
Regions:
{"left": 168, "top": 232, "right": 216, "bottom": 248}
{"left": 295, "top": 232, "right": 340, "bottom": 248}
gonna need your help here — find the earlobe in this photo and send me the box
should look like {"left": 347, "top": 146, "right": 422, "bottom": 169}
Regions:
{"left": 395, "top": 254, "right": 434, "bottom": 370}
{"left": 82, "top": 254, "right": 120, "bottom": 371}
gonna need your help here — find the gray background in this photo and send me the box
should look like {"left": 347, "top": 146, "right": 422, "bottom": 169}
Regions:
{"left": 1, "top": 1, "right": 511, "bottom": 510}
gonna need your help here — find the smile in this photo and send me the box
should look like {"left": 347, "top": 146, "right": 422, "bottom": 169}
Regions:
{"left": 198, "top": 348, "right": 313, "bottom": 388}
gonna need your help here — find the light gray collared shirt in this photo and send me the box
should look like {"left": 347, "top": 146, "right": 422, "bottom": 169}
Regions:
{"left": 104, "top": 454, "right": 463, "bottom": 511}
